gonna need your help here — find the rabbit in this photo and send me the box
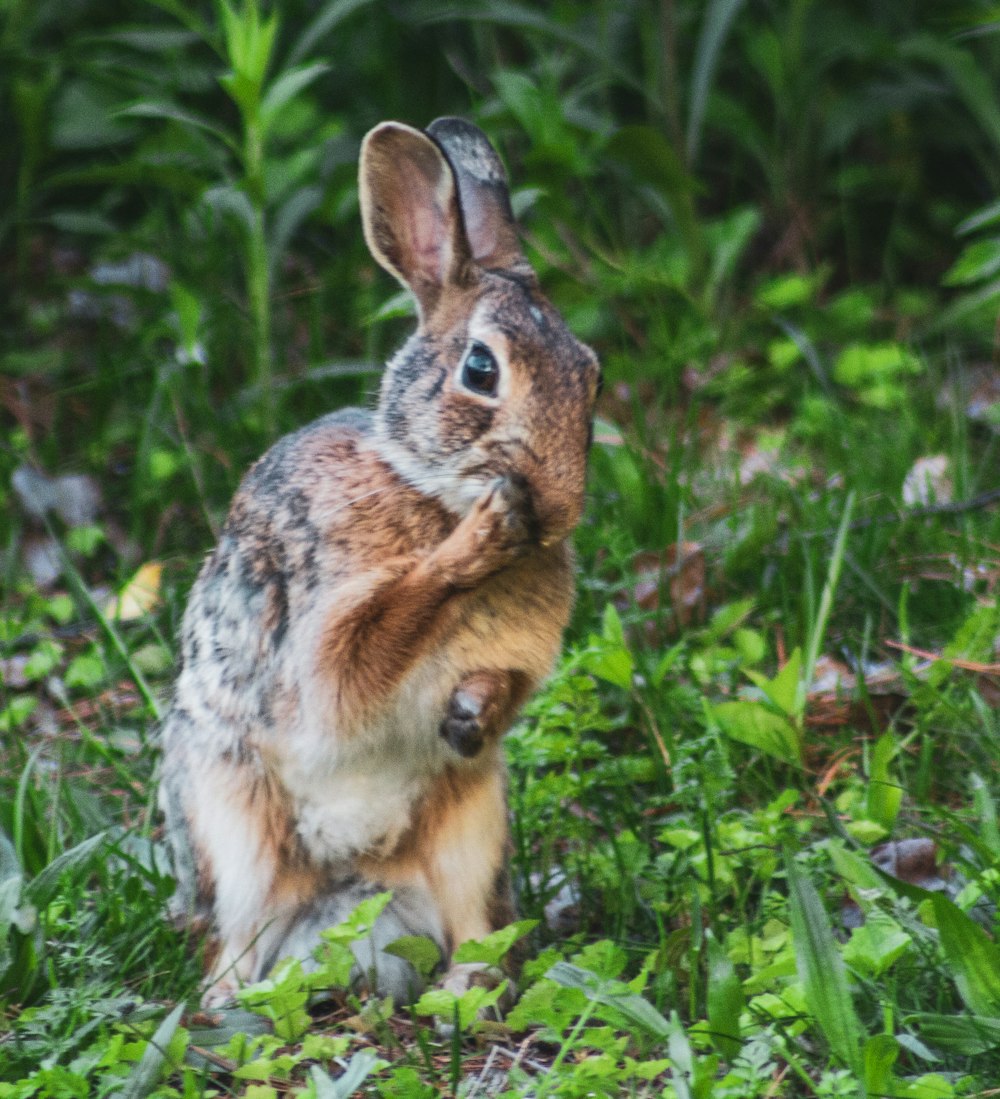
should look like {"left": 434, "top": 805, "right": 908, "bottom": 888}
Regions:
{"left": 158, "top": 116, "right": 602, "bottom": 1009}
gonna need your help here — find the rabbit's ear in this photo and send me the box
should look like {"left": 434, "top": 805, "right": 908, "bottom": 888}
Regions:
{"left": 426, "top": 117, "right": 525, "bottom": 272}
{"left": 360, "top": 122, "right": 471, "bottom": 316}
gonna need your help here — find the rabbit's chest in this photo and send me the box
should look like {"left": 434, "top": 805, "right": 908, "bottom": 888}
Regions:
{"left": 283, "top": 672, "right": 462, "bottom": 865}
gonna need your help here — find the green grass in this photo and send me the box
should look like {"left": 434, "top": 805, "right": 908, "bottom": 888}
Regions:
{"left": 2, "top": 2, "right": 1000, "bottom": 1096}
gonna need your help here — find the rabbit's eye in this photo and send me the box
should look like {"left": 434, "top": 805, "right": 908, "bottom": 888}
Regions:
{"left": 461, "top": 342, "right": 500, "bottom": 397}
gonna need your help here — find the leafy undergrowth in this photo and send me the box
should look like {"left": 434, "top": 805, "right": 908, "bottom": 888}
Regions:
{"left": 1, "top": 356, "right": 998, "bottom": 1095}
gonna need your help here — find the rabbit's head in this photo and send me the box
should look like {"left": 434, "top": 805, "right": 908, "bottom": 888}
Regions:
{"left": 360, "top": 118, "right": 601, "bottom": 545}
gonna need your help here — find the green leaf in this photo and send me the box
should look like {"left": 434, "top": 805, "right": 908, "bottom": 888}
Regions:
{"left": 120, "top": 1003, "right": 185, "bottom": 1099}
{"left": 862, "top": 1034, "right": 899, "bottom": 1095}
{"left": 239, "top": 958, "right": 312, "bottom": 1041}
{"left": 308, "top": 1052, "right": 380, "bottom": 1099}
{"left": 260, "top": 62, "right": 329, "bottom": 129}
{"left": 865, "top": 732, "right": 902, "bottom": 831}
{"left": 785, "top": 851, "right": 862, "bottom": 1075}
{"left": 203, "top": 184, "right": 258, "bottom": 238}
{"left": 943, "top": 237, "right": 1000, "bottom": 287}
{"left": 713, "top": 700, "right": 801, "bottom": 765}
{"left": 65, "top": 650, "right": 107, "bottom": 690}
{"left": 27, "top": 832, "right": 107, "bottom": 906}
{"left": 971, "top": 773, "right": 1000, "bottom": 853}
{"left": 907, "top": 1012, "right": 1000, "bottom": 1055}
{"left": 287, "top": 0, "right": 380, "bottom": 66}
{"left": 384, "top": 935, "right": 441, "bottom": 981}
{"left": 844, "top": 912, "right": 911, "bottom": 978}
{"left": 545, "top": 962, "right": 672, "bottom": 1040}
{"left": 745, "top": 647, "right": 801, "bottom": 717}
{"left": 22, "top": 640, "right": 63, "bottom": 682}
{"left": 414, "top": 980, "right": 508, "bottom": 1031}
{"left": 931, "top": 893, "right": 1000, "bottom": 1016}
{"left": 452, "top": 920, "right": 537, "bottom": 967}
{"left": 0, "top": 698, "right": 36, "bottom": 734}
{"left": 706, "top": 936, "right": 744, "bottom": 1059}
{"left": 268, "top": 184, "right": 322, "bottom": 274}
{"left": 119, "top": 101, "right": 236, "bottom": 153}
{"left": 607, "top": 124, "right": 697, "bottom": 201}
{"left": 687, "top": 0, "right": 748, "bottom": 163}
{"left": 958, "top": 198, "right": 1000, "bottom": 235}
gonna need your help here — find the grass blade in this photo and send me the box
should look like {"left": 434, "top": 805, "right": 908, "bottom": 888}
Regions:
{"left": 687, "top": 0, "right": 747, "bottom": 164}
{"left": 799, "top": 490, "right": 855, "bottom": 713}
{"left": 932, "top": 893, "right": 1000, "bottom": 1017}
{"left": 120, "top": 1002, "right": 185, "bottom": 1099}
{"left": 786, "top": 850, "right": 862, "bottom": 1079}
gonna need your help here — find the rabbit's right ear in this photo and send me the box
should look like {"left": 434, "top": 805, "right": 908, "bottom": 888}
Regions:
{"left": 360, "top": 122, "right": 470, "bottom": 318}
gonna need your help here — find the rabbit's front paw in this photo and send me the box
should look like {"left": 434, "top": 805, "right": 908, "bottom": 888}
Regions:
{"left": 439, "top": 669, "right": 515, "bottom": 757}
{"left": 440, "top": 689, "right": 486, "bottom": 757}
{"left": 437, "top": 476, "right": 537, "bottom": 588}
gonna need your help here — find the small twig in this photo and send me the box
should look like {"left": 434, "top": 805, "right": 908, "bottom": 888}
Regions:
{"left": 466, "top": 1043, "right": 500, "bottom": 1099}
{"left": 774, "top": 486, "right": 1000, "bottom": 553}
{"left": 186, "top": 1044, "right": 239, "bottom": 1072}
{"left": 885, "top": 638, "right": 1000, "bottom": 675}
{"left": 848, "top": 486, "right": 1000, "bottom": 530}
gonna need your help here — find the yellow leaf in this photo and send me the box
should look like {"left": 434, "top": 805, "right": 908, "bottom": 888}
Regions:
{"left": 105, "top": 562, "right": 163, "bottom": 622}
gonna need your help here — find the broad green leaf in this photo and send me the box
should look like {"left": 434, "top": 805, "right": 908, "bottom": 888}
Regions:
{"left": 865, "top": 732, "right": 902, "bottom": 831}
{"left": 581, "top": 607, "right": 634, "bottom": 689}
{"left": 414, "top": 980, "right": 508, "bottom": 1031}
{"left": 755, "top": 271, "right": 824, "bottom": 310}
{"left": 958, "top": 198, "right": 1000, "bottom": 235}
{"left": 862, "top": 1034, "right": 899, "bottom": 1095}
{"left": 706, "top": 936, "right": 744, "bottom": 1059}
{"left": 602, "top": 601, "right": 626, "bottom": 647}
{"left": 268, "top": 184, "right": 322, "bottom": 274}
{"left": 607, "top": 125, "right": 696, "bottom": 201}
{"left": 383, "top": 936, "right": 441, "bottom": 981}
{"left": 745, "top": 647, "right": 801, "bottom": 717}
{"left": 971, "top": 773, "right": 1000, "bottom": 853}
{"left": 452, "top": 919, "right": 537, "bottom": 966}
{"left": 703, "top": 598, "right": 755, "bottom": 643}
{"left": 65, "top": 651, "right": 107, "bottom": 690}
{"left": 120, "top": 1003, "right": 185, "bottom": 1099}
{"left": 786, "top": 852, "right": 862, "bottom": 1075}
{"left": 0, "top": 696, "right": 37, "bottom": 732}
{"left": 713, "top": 700, "right": 801, "bottom": 765}
{"left": 843, "top": 912, "right": 911, "bottom": 978}
{"left": 943, "top": 237, "right": 1000, "bottom": 287}
{"left": 931, "top": 893, "right": 1000, "bottom": 1016}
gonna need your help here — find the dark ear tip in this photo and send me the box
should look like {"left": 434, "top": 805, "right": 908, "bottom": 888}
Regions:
{"left": 426, "top": 117, "right": 509, "bottom": 187}
{"left": 427, "top": 116, "right": 483, "bottom": 141}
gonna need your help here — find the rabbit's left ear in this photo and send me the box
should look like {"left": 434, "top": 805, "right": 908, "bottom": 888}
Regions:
{"left": 426, "top": 117, "right": 526, "bottom": 272}
{"left": 360, "top": 121, "right": 471, "bottom": 317}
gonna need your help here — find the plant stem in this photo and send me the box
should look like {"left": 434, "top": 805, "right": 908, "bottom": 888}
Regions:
{"left": 243, "top": 108, "right": 274, "bottom": 436}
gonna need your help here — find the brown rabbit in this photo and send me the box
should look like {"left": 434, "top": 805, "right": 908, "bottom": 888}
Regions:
{"left": 158, "top": 117, "right": 601, "bottom": 1007}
